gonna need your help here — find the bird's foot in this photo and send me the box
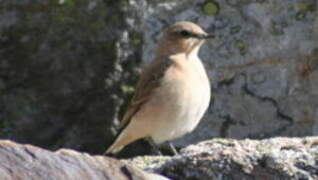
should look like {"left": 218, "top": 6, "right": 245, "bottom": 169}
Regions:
{"left": 146, "top": 138, "right": 163, "bottom": 155}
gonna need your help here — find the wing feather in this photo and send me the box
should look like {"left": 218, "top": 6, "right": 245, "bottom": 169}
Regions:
{"left": 119, "top": 58, "right": 172, "bottom": 129}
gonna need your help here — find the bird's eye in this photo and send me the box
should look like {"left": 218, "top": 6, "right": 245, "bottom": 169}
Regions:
{"left": 179, "top": 30, "right": 191, "bottom": 38}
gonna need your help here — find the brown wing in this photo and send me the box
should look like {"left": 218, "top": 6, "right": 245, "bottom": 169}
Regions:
{"left": 119, "top": 58, "right": 172, "bottom": 129}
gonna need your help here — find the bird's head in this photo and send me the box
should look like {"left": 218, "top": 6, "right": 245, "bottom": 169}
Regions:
{"left": 157, "top": 21, "right": 214, "bottom": 57}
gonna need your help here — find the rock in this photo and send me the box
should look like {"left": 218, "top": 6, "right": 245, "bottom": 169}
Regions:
{"left": 0, "top": 0, "right": 145, "bottom": 154}
{"left": 1, "top": 0, "right": 318, "bottom": 158}
{"left": 129, "top": 137, "right": 318, "bottom": 180}
{"left": 1, "top": 136, "right": 318, "bottom": 180}
{"left": 0, "top": 140, "right": 167, "bottom": 180}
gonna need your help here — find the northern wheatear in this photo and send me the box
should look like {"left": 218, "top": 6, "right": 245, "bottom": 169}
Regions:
{"left": 106, "top": 21, "right": 213, "bottom": 154}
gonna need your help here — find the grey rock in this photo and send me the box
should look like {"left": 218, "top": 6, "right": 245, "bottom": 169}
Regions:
{"left": 0, "top": 0, "right": 317, "bottom": 157}
{"left": 0, "top": 140, "right": 168, "bottom": 180}
{"left": 0, "top": 0, "right": 144, "bottom": 155}
{"left": 129, "top": 137, "right": 318, "bottom": 180}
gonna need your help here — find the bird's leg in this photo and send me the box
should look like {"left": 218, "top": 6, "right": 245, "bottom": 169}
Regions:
{"left": 168, "top": 142, "right": 179, "bottom": 156}
{"left": 158, "top": 142, "right": 179, "bottom": 156}
{"left": 146, "top": 138, "right": 162, "bottom": 155}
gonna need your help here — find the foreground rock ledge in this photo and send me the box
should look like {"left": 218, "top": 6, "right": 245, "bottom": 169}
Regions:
{"left": 0, "top": 140, "right": 166, "bottom": 180}
{"left": 129, "top": 137, "right": 318, "bottom": 180}
{"left": 1, "top": 138, "right": 318, "bottom": 180}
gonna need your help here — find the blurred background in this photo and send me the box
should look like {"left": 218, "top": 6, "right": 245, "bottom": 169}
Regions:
{"left": 0, "top": 0, "right": 317, "bottom": 157}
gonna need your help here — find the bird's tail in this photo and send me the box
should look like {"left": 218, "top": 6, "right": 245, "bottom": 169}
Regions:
{"left": 104, "top": 125, "right": 139, "bottom": 154}
{"left": 105, "top": 133, "right": 125, "bottom": 154}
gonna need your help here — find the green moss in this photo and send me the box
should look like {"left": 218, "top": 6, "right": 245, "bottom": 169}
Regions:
{"left": 281, "top": 21, "right": 288, "bottom": 28}
{"left": 133, "top": 156, "right": 170, "bottom": 169}
{"left": 298, "top": 2, "right": 309, "bottom": 11}
{"left": 235, "top": 40, "right": 244, "bottom": 49}
{"left": 297, "top": 2, "right": 315, "bottom": 12}
{"left": 287, "top": 4, "right": 294, "bottom": 11}
{"left": 131, "top": 33, "right": 143, "bottom": 45}
{"left": 295, "top": 11, "right": 306, "bottom": 21}
{"left": 203, "top": 1, "right": 219, "bottom": 16}
{"left": 234, "top": 39, "right": 248, "bottom": 56}
{"left": 271, "top": 30, "right": 284, "bottom": 36}
{"left": 230, "top": 25, "right": 242, "bottom": 34}
{"left": 294, "top": 2, "right": 316, "bottom": 21}
{"left": 270, "top": 21, "right": 284, "bottom": 36}
{"left": 121, "top": 85, "right": 135, "bottom": 94}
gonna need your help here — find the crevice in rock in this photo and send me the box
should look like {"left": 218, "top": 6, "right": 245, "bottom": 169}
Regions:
{"left": 121, "top": 165, "right": 134, "bottom": 180}
{"left": 241, "top": 74, "right": 293, "bottom": 137}
{"left": 241, "top": 83, "right": 293, "bottom": 124}
{"left": 219, "top": 115, "right": 237, "bottom": 138}
{"left": 24, "top": 147, "right": 36, "bottom": 159}
{"left": 217, "top": 75, "right": 236, "bottom": 87}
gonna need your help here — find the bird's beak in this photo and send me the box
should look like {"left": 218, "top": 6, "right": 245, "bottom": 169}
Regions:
{"left": 204, "top": 34, "right": 215, "bottom": 39}
{"left": 196, "top": 33, "right": 215, "bottom": 39}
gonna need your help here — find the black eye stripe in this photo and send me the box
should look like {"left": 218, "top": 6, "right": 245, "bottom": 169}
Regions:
{"left": 180, "top": 30, "right": 191, "bottom": 37}
{"left": 173, "top": 30, "right": 207, "bottom": 39}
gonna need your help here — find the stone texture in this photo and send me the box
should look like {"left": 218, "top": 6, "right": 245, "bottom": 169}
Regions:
{"left": 2, "top": 138, "right": 318, "bottom": 180}
{"left": 0, "top": 0, "right": 317, "bottom": 157}
{"left": 0, "top": 140, "right": 167, "bottom": 180}
{"left": 0, "top": 0, "right": 145, "bottom": 154}
{"left": 130, "top": 137, "right": 318, "bottom": 180}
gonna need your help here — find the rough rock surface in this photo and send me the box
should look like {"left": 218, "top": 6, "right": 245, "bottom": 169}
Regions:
{"left": 1, "top": 138, "right": 318, "bottom": 180}
{"left": 130, "top": 137, "right": 318, "bottom": 180}
{"left": 0, "top": 0, "right": 144, "bottom": 154}
{"left": 0, "top": 0, "right": 317, "bottom": 157}
{"left": 0, "top": 140, "right": 167, "bottom": 180}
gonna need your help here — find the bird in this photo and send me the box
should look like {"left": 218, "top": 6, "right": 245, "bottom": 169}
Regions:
{"left": 105, "top": 21, "right": 213, "bottom": 154}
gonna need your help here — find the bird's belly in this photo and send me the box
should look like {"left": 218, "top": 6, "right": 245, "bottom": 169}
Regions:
{"left": 150, "top": 76, "right": 210, "bottom": 144}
